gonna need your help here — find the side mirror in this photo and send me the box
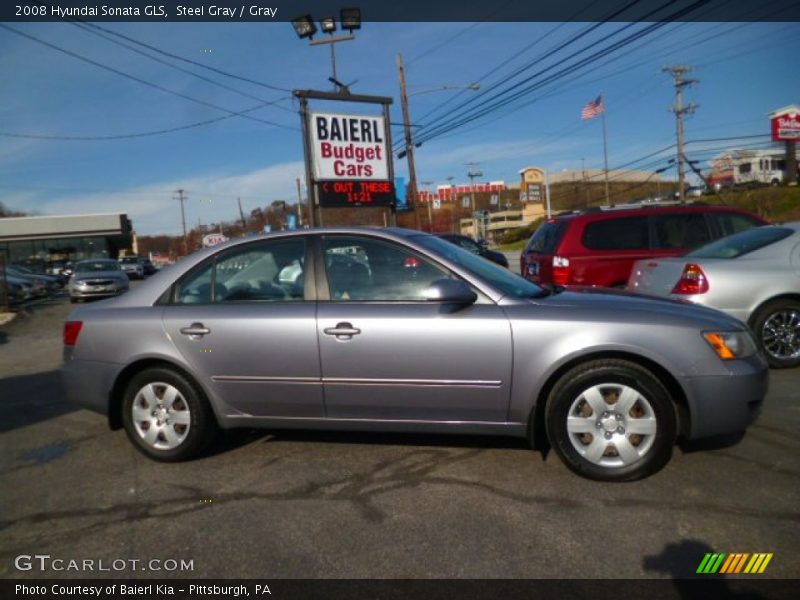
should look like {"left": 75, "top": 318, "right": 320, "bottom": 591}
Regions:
{"left": 422, "top": 279, "right": 477, "bottom": 304}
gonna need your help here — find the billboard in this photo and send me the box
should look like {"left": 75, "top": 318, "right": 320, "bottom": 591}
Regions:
{"left": 771, "top": 108, "right": 800, "bottom": 141}
{"left": 310, "top": 111, "right": 389, "bottom": 180}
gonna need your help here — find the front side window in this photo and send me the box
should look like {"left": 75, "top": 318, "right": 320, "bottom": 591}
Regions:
{"left": 581, "top": 217, "right": 649, "bottom": 251}
{"left": 322, "top": 236, "right": 451, "bottom": 301}
{"left": 175, "top": 239, "right": 306, "bottom": 304}
{"left": 652, "top": 213, "right": 711, "bottom": 250}
{"left": 710, "top": 213, "right": 762, "bottom": 237}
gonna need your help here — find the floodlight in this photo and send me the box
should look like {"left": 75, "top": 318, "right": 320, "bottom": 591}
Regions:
{"left": 340, "top": 7, "right": 362, "bottom": 31}
{"left": 292, "top": 15, "right": 317, "bottom": 39}
{"left": 320, "top": 16, "right": 337, "bottom": 34}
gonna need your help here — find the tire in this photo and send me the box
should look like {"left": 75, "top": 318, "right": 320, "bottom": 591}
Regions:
{"left": 121, "top": 367, "right": 218, "bottom": 461}
{"left": 750, "top": 300, "right": 800, "bottom": 369}
{"left": 545, "top": 359, "right": 677, "bottom": 482}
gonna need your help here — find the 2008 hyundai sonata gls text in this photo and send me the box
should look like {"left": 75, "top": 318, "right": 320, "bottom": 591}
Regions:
{"left": 61, "top": 228, "right": 768, "bottom": 481}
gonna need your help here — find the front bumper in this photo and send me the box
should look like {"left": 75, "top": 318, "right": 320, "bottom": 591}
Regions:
{"left": 683, "top": 355, "right": 769, "bottom": 439}
{"left": 69, "top": 286, "right": 128, "bottom": 299}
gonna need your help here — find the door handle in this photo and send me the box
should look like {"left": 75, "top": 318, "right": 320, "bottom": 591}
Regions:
{"left": 323, "top": 322, "right": 361, "bottom": 338}
{"left": 180, "top": 322, "right": 211, "bottom": 337}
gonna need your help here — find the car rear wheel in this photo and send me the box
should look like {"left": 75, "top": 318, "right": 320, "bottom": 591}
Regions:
{"left": 751, "top": 300, "right": 800, "bottom": 369}
{"left": 122, "top": 367, "right": 217, "bottom": 461}
{"left": 545, "top": 359, "right": 677, "bottom": 481}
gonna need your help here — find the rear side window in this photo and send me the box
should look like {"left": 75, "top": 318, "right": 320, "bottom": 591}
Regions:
{"left": 709, "top": 212, "right": 763, "bottom": 237}
{"left": 581, "top": 217, "right": 648, "bottom": 251}
{"left": 525, "top": 220, "right": 568, "bottom": 253}
{"left": 651, "top": 213, "right": 711, "bottom": 249}
{"left": 688, "top": 226, "right": 793, "bottom": 259}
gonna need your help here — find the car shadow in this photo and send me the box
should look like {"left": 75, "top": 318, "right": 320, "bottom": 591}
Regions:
{"left": 678, "top": 431, "right": 745, "bottom": 454}
{"left": 202, "top": 428, "right": 532, "bottom": 459}
{"left": 0, "top": 330, "right": 7, "bottom": 345}
{"left": 0, "top": 370, "right": 77, "bottom": 433}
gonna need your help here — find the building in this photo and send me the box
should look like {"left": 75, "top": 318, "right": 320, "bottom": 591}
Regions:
{"left": 0, "top": 213, "right": 133, "bottom": 272}
{"left": 460, "top": 203, "right": 546, "bottom": 241}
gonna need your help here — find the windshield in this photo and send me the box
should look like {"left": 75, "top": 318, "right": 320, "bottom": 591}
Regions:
{"left": 76, "top": 261, "right": 121, "bottom": 273}
{"left": 412, "top": 234, "right": 545, "bottom": 299}
{"left": 687, "top": 226, "right": 793, "bottom": 259}
{"left": 120, "top": 257, "right": 140, "bottom": 264}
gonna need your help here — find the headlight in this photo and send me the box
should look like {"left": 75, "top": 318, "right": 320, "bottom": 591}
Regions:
{"left": 703, "top": 331, "right": 756, "bottom": 360}
{"left": 75, "top": 280, "right": 88, "bottom": 287}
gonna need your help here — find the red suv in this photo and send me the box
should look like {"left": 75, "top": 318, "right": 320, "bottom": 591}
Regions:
{"left": 520, "top": 202, "right": 767, "bottom": 287}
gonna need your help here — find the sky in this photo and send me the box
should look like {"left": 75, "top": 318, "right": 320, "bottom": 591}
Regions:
{"left": 1, "top": 16, "right": 798, "bottom": 235}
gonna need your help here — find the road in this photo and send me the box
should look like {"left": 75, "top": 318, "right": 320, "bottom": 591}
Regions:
{"left": 0, "top": 291, "right": 798, "bottom": 579}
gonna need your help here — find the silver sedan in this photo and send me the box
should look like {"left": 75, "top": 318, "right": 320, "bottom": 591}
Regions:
{"left": 61, "top": 228, "right": 768, "bottom": 481}
{"left": 627, "top": 222, "right": 800, "bottom": 368}
{"left": 68, "top": 259, "right": 130, "bottom": 303}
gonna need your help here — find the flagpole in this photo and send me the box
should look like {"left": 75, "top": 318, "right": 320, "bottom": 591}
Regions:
{"left": 601, "top": 94, "right": 610, "bottom": 204}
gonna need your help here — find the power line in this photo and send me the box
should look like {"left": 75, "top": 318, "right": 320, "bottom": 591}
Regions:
{"left": 72, "top": 20, "right": 293, "bottom": 93}
{"left": 0, "top": 99, "right": 294, "bottom": 140}
{"left": 70, "top": 21, "right": 296, "bottom": 114}
{"left": 408, "top": 0, "right": 711, "bottom": 148}
{"left": 0, "top": 24, "right": 298, "bottom": 131}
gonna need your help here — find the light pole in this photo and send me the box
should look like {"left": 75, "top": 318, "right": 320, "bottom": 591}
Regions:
{"left": 421, "top": 180, "right": 434, "bottom": 231}
{"left": 292, "top": 9, "right": 361, "bottom": 90}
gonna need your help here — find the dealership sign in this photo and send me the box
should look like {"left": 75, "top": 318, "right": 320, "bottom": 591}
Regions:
{"left": 310, "top": 112, "right": 389, "bottom": 180}
{"left": 202, "top": 233, "right": 228, "bottom": 247}
{"left": 770, "top": 106, "right": 800, "bottom": 141}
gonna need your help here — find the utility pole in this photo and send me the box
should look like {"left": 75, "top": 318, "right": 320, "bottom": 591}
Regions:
{"left": 237, "top": 197, "right": 247, "bottom": 231}
{"left": 467, "top": 162, "right": 483, "bottom": 213}
{"left": 421, "top": 180, "right": 434, "bottom": 231}
{"left": 663, "top": 66, "right": 698, "bottom": 202}
{"left": 396, "top": 53, "right": 421, "bottom": 230}
{"left": 174, "top": 189, "right": 187, "bottom": 256}
{"left": 295, "top": 177, "right": 304, "bottom": 228}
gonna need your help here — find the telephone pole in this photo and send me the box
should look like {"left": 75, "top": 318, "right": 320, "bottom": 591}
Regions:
{"left": 467, "top": 162, "right": 483, "bottom": 213}
{"left": 295, "top": 178, "right": 304, "bottom": 228}
{"left": 237, "top": 197, "right": 247, "bottom": 231}
{"left": 396, "top": 53, "right": 421, "bottom": 230}
{"left": 663, "top": 66, "right": 698, "bottom": 202}
{"left": 173, "top": 189, "right": 188, "bottom": 256}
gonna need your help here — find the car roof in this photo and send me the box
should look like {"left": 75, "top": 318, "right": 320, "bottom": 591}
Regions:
{"left": 550, "top": 202, "right": 756, "bottom": 222}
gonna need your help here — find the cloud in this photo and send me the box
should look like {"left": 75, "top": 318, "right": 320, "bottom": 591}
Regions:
{"left": 10, "top": 161, "right": 305, "bottom": 235}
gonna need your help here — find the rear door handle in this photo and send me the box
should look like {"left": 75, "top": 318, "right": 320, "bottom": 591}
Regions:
{"left": 323, "top": 322, "right": 361, "bottom": 339}
{"left": 180, "top": 322, "right": 211, "bottom": 337}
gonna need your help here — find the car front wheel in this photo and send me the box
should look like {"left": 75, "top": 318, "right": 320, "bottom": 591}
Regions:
{"left": 545, "top": 359, "right": 677, "bottom": 482}
{"left": 122, "top": 367, "right": 217, "bottom": 461}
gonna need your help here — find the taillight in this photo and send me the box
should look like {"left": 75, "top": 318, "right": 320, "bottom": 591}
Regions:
{"left": 64, "top": 321, "right": 83, "bottom": 346}
{"left": 552, "top": 256, "right": 571, "bottom": 285}
{"left": 672, "top": 263, "right": 709, "bottom": 295}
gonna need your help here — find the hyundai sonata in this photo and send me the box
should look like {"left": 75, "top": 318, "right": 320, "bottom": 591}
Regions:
{"left": 61, "top": 228, "right": 767, "bottom": 481}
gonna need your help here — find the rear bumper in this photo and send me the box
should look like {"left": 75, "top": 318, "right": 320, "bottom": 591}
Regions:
{"left": 60, "top": 357, "right": 122, "bottom": 416}
{"left": 683, "top": 355, "right": 769, "bottom": 439}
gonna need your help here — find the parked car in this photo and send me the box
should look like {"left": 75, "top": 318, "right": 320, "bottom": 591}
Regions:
{"left": 4, "top": 279, "right": 29, "bottom": 304}
{"left": 521, "top": 201, "right": 767, "bottom": 288}
{"left": 68, "top": 259, "right": 130, "bottom": 303}
{"left": 139, "top": 257, "right": 157, "bottom": 276}
{"left": 61, "top": 228, "right": 767, "bottom": 481}
{"left": 7, "top": 265, "right": 63, "bottom": 292}
{"left": 435, "top": 233, "right": 509, "bottom": 268}
{"left": 119, "top": 256, "right": 145, "bottom": 279}
{"left": 1, "top": 269, "right": 46, "bottom": 298}
{"left": 627, "top": 222, "right": 800, "bottom": 369}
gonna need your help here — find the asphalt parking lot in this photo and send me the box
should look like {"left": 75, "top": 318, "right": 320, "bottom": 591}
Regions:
{"left": 0, "top": 288, "right": 798, "bottom": 580}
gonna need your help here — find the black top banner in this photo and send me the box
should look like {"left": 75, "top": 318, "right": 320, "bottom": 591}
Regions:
{"left": 4, "top": 0, "right": 799, "bottom": 22}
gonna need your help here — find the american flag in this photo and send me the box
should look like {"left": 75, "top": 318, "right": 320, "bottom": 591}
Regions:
{"left": 581, "top": 95, "right": 604, "bottom": 120}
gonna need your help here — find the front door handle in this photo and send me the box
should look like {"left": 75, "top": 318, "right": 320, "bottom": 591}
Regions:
{"left": 323, "top": 322, "right": 361, "bottom": 339}
{"left": 180, "top": 322, "right": 211, "bottom": 338}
